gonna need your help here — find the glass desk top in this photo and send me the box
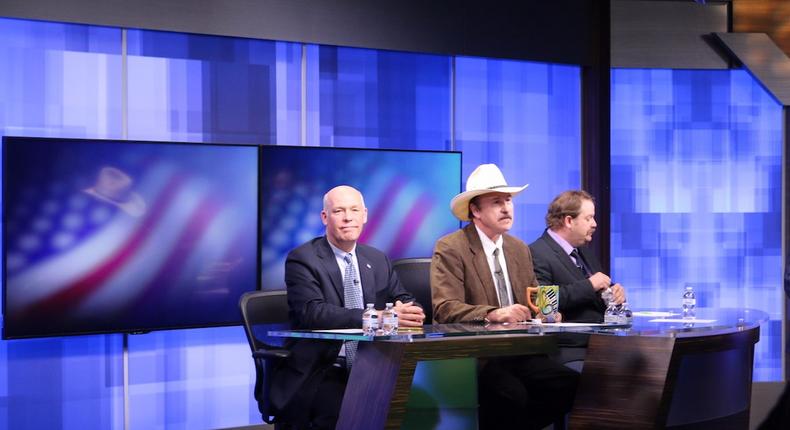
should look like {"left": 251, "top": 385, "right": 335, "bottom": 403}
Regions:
{"left": 267, "top": 307, "right": 768, "bottom": 342}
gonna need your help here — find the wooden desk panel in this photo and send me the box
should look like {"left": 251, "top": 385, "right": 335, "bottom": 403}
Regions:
{"left": 569, "top": 327, "right": 760, "bottom": 430}
{"left": 337, "top": 334, "right": 556, "bottom": 430}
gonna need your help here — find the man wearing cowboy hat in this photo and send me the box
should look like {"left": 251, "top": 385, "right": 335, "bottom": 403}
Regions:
{"left": 431, "top": 164, "right": 578, "bottom": 430}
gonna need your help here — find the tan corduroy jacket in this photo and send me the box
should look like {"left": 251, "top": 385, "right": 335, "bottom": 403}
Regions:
{"left": 431, "top": 223, "right": 538, "bottom": 323}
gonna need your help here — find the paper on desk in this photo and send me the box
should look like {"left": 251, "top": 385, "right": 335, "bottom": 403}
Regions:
{"left": 632, "top": 311, "right": 676, "bottom": 317}
{"left": 648, "top": 318, "right": 717, "bottom": 323}
{"left": 313, "top": 328, "right": 365, "bottom": 334}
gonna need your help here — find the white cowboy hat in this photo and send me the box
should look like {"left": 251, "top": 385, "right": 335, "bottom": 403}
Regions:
{"left": 450, "top": 164, "right": 528, "bottom": 221}
{"left": 83, "top": 166, "right": 147, "bottom": 217}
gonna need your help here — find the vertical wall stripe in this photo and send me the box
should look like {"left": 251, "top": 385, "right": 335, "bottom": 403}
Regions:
{"left": 121, "top": 28, "right": 128, "bottom": 140}
{"left": 783, "top": 107, "right": 789, "bottom": 381}
{"left": 450, "top": 56, "right": 455, "bottom": 151}
{"left": 301, "top": 44, "right": 307, "bottom": 146}
{"left": 123, "top": 335, "right": 129, "bottom": 430}
{"left": 120, "top": 28, "right": 130, "bottom": 430}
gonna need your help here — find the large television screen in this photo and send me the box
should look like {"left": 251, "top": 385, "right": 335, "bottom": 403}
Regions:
{"left": 2, "top": 137, "right": 259, "bottom": 339}
{"left": 260, "top": 145, "right": 461, "bottom": 290}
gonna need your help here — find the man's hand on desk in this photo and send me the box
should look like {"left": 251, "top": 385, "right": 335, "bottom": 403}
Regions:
{"left": 486, "top": 304, "right": 531, "bottom": 323}
{"left": 394, "top": 300, "right": 425, "bottom": 327}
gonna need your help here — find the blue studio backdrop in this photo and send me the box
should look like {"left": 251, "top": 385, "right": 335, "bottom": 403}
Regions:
{"left": 0, "top": 16, "right": 783, "bottom": 429}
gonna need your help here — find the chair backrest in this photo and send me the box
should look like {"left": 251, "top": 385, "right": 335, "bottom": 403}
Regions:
{"left": 393, "top": 257, "right": 433, "bottom": 323}
{"left": 240, "top": 290, "right": 290, "bottom": 350}
{"left": 239, "top": 290, "right": 290, "bottom": 424}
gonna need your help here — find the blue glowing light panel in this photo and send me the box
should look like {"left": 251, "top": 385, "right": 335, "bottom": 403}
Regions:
{"left": 126, "top": 30, "right": 302, "bottom": 144}
{"left": 0, "top": 18, "right": 123, "bottom": 139}
{"left": 454, "top": 57, "right": 582, "bottom": 243}
{"left": 610, "top": 68, "right": 783, "bottom": 381}
{"left": 305, "top": 45, "right": 451, "bottom": 150}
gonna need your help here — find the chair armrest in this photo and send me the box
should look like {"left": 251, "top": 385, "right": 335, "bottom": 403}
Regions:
{"left": 253, "top": 349, "right": 291, "bottom": 360}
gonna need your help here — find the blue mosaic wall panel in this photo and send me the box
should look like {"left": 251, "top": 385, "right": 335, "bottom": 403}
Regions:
{"left": 610, "top": 68, "right": 783, "bottom": 381}
{"left": 455, "top": 56, "right": 582, "bottom": 243}
{"left": 126, "top": 30, "right": 302, "bottom": 145}
{"left": 305, "top": 45, "right": 451, "bottom": 150}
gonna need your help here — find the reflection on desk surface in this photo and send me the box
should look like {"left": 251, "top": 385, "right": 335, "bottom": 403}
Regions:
{"left": 632, "top": 311, "right": 677, "bottom": 317}
{"left": 266, "top": 308, "right": 768, "bottom": 342}
{"left": 588, "top": 307, "right": 768, "bottom": 339}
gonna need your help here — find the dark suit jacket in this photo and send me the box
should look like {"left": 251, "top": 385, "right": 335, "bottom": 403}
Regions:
{"left": 529, "top": 229, "right": 606, "bottom": 323}
{"left": 431, "top": 223, "right": 537, "bottom": 323}
{"left": 271, "top": 236, "right": 415, "bottom": 424}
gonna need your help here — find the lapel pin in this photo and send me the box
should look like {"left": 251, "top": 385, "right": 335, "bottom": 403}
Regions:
{"left": 366, "top": 263, "right": 372, "bottom": 269}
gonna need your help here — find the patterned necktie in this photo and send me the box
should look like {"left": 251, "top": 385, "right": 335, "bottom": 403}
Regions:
{"left": 570, "top": 248, "right": 591, "bottom": 277}
{"left": 492, "top": 248, "right": 512, "bottom": 307}
{"left": 343, "top": 253, "right": 363, "bottom": 366}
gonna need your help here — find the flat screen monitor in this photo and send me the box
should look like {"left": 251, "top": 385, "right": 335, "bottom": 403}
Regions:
{"left": 2, "top": 137, "right": 259, "bottom": 339}
{"left": 260, "top": 145, "right": 461, "bottom": 291}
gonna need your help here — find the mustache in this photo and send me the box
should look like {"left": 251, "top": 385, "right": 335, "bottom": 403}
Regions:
{"left": 499, "top": 216, "right": 512, "bottom": 221}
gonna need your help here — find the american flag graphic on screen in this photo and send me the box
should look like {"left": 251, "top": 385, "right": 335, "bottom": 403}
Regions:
{"left": 3, "top": 139, "right": 258, "bottom": 338}
{"left": 260, "top": 146, "right": 461, "bottom": 291}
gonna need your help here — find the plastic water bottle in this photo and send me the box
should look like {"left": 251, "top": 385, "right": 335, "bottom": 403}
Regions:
{"left": 362, "top": 303, "right": 379, "bottom": 335}
{"left": 604, "top": 302, "right": 619, "bottom": 324}
{"left": 602, "top": 286, "right": 619, "bottom": 323}
{"left": 620, "top": 302, "right": 633, "bottom": 324}
{"left": 682, "top": 285, "right": 696, "bottom": 319}
{"left": 601, "top": 286, "right": 613, "bottom": 305}
{"left": 382, "top": 302, "right": 398, "bottom": 335}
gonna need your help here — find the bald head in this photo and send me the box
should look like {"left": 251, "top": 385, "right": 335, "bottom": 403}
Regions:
{"left": 323, "top": 185, "right": 365, "bottom": 211}
{"left": 321, "top": 185, "right": 368, "bottom": 252}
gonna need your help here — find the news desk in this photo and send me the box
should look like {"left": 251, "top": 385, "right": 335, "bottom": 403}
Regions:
{"left": 270, "top": 308, "right": 765, "bottom": 430}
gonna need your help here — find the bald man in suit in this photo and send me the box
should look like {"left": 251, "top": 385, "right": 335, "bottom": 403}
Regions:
{"left": 272, "top": 185, "right": 425, "bottom": 429}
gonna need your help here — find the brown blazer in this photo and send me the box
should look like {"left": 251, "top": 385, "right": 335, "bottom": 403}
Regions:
{"left": 431, "top": 223, "right": 539, "bottom": 323}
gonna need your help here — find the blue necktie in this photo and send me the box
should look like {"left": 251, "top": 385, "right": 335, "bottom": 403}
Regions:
{"left": 570, "top": 248, "right": 591, "bottom": 277}
{"left": 343, "top": 253, "right": 363, "bottom": 366}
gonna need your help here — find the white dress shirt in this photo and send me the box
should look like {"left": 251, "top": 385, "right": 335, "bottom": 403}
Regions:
{"left": 474, "top": 224, "right": 514, "bottom": 307}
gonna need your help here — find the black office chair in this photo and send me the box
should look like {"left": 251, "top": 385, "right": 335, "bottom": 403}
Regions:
{"left": 239, "top": 290, "right": 292, "bottom": 426}
{"left": 392, "top": 257, "right": 433, "bottom": 323}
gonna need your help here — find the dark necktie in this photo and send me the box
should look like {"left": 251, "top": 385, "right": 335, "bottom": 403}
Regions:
{"left": 492, "top": 248, "right": 512, "bottom": 307}
{"left": 343, "top": 253, "right": 362, "bottom": 366}
{"left": 570, "top": 248, "right": 591, "bottom": 277}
